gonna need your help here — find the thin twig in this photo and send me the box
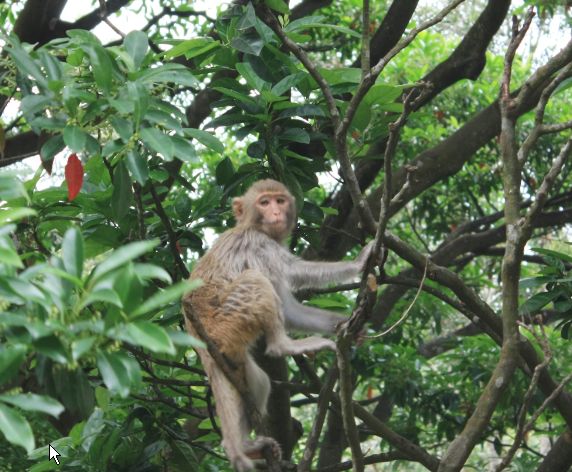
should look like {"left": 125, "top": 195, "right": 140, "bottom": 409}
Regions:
{"left": 517, "top": 63, "right": 572, "bottom": 166}
{"left": 365, "top": 260, "right": 428, "bottom": 339}
{"left": 149, "top": 183, "right": 189, "bottom": 280}
{"left": 98, "top": 0, "right": 126, "bottom": 38}
{"left": 523, "top": 138, "right": 572, "bottom": 231}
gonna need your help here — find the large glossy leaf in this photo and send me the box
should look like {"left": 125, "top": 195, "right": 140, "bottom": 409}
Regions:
{"left": 265, "top": 0, "right": 289, "bottom": 14}
{"left": 0, "top": 246, "right": 23, "bottom": 268}
{"left": 6, "top": 41, "right": 48, "bottom": 90}
{"left": 40, "top": 134, "right": 65, "bottom": 164}
{"left": 137, "top": 63, "right": 199, "bottom": 88}
{"left": 184, "top": 128, "right": 224, "bottom": 154}
{"left": 110, "top": 322, "right": 176, "bottom": 355}
{"left": 236, "top": 62, "right": 271, "bottom": 92}
{"left": 62, "top": 227, "right": 84, "bottom": 279}
{"left": 124, "top": 30, "right": 149, "bottom": 70}
{"left": 33, "top": 336, "right": 68, "bottom": 364}
{"left": 97, "top": 352, "right": 131, "bottom": 398}
{"left": 164, "top": 38, "right": 219, "bottom": 60}
{"left": 0, "top": 344, "right": 27, "bottom": 385}
{"left": 0, "top": 207, "right": 37, "bottom": 224}
{"left": 85, "top": 45, "right": 113, "bottom": 93}
{"left": 63, "top": 127, "right": 88, "bottom": 153}
{"left": 130, "top": 279, "right": 202, "bottom": 319}
{"left": 140, "top": 128, "right": 176, "bottom": 161}
{"left": 0, "top": 174, "right": 29, "bottom": 202}
{"left": 0, "top": 403, "right": 35, "bottom": 453}
{"left": 89, "top": 239, "right": 159, "bottom": 285}
{"left": 0, "top": 394, "right": 64, "bottom": 418}
{"left": 125, "top": 149, "right": 149, "bottom": 185}
{"left": 111, "top": 161, "right": 132, "bottom": 220}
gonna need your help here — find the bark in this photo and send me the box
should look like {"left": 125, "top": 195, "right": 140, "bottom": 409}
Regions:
{"left": 418, "top": 323, "right": 482, "bottom": 358}
{"left": 536, "top": 429, "right": 572, "bottom": 472}
{"left": 318, "top": 407, "right": 346, "bottom": 469}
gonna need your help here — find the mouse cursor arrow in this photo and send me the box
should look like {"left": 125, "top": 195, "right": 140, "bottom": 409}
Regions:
{"left": 48, "top": 444, "right": 61, "bottom": 465}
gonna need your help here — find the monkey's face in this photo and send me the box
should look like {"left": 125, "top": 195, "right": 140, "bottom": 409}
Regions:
{"left": 255, "top": 192, "right": 292, "bottom": 240}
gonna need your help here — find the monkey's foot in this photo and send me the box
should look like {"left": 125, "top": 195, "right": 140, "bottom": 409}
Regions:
{"left": 244, "top": 436, "right": 282, "bottom": 462}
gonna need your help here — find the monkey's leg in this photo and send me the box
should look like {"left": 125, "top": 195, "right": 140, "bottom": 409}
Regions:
{"left": 199, "top": 351, "right": 256, "bottom": 472}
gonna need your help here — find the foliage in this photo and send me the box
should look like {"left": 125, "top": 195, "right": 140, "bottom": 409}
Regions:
{"left": 1, "top": 0, "right": 571, "bottom": 471}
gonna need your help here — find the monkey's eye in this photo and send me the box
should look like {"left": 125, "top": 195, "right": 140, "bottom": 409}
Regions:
{"left": 276, "top": 198, "right": 286, "bottom": 205}
{"left": 259, "top": 199, "right": 270, "bottom": 206}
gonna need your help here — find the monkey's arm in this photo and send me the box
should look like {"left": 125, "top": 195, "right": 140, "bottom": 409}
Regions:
{"left": 281, "top": 289, "right": 346, "bottom": 335}
{"left": 285, "top": 241, "right": 373, "bottom": 290}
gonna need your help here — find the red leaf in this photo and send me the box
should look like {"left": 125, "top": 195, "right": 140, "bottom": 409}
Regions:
{"left": 65, "top": 153, "right": 84, "bottom": 201}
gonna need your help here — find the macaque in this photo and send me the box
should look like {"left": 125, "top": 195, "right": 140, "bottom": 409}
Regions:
{"left": 183, "top": 179, "right": 372, "bottom": 471}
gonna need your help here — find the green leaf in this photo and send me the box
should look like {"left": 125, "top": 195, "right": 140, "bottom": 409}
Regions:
{"left": 85, "top": 45, "right": 113, "bottom": 93}
{"left": 236, "top": 62, "right": 271, "bottom": 93}
{"left": 271, "top": 72, "right": 307, "bottom": 96}
{"left": 216, "top": 157, "right": 235, "bottom": 185}
{"left": 63, "top": 126, "right": 89, "bottom": 153}
{"left": 124, "top": 30, "right": 149, "bottom": 70}
{"left": 172, "top": 136, "right": 198, "bottom": 163}
{"left": 125, "top": 149, "right": 149, "bottom": 185}
{"left": 137, "top": 64, "right": 199, "bottom": 88}
{"left": 184, "top": 128, "right": 225, "bottom": 154}
{"left": 111, "top": 161, "right": 133, "bottom": 220}
{"left": 0, "top": 344, "right": 27, "bottom": 385}
{"left": 33, "top": 336, "right": 68, "bottom": 364}
{"left": 132, "top": 263, "right": 172, "bottom": 283}
{"left": 519, "top": 291, "right": 562, "bottom": 316}
{"left": 231, "top": 34, "right": 265, "bottom": 56}
{"left": 168, "top": 330, "right": 205, "bottom": 348}
{"left": 140, "top": 128, "right": 176, "bottom": 161}
{"left": 278, "top": 104, "right": 325, "bottom": 118}
{"left": 0, "top": 394, "right": 64, "bottom": 418}
{"left": 532, "top": 247, "right": 572, "bottom": 264}
{"left": 0, "top": 174, "right": 29, "bottom": 202}
{"left": 0, "top": 403, "right": 35, "bottom": 453}
{"left": 80, "top": 288, "right": 123, "bottom": 309}
{"left": 40, "top": 135, "right": 65, "bottom": 163}
{"left": 164, "top": 38, "right": 219, "bottom": 60}
{"left": 6, "top": 42, "right": 48, "bottom": 90}
{"left": 0, "top": 208, "right": 37, "bottom": 224}
{"left": 97, "top": 351, "right": 131, "bottom": 398}
{"left": 111, "top": 322, "right": 176, "bottom": 355}
{"left": 280, "top": 128, "right": 310, "bottom": 144}
{"left": 62, "top": 227, "right": 84, "bottom": 279}
{"left": 127, "top": 80, "right": 150, "bottom": 127}
{"left": 130, "top": 279, "right": 202, "bottom": 319}
{"left": 0, "top": 246, "right": 23, "bottom": 268}
{"left": 211, "top": 87, "right": 258, "bottom": 108}
{"left": 72, "top": 337, "right": 97, "bottom": 361}
{"left": 110, "top": 117, "right": 133, "bottom": 142}
{"left": 265, "top": 0, "right": 289, "bottom": 14}
{"left": 89, "top": 239, "right": 159, "bottom": 286}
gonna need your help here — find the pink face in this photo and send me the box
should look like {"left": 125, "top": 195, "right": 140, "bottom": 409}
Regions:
{"left": 256, "top": 192, "right": 290, "bottom": 231}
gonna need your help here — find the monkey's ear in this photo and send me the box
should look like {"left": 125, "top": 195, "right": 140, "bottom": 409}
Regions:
{"left": 232, "top": 197, "right": 244, "bottom": 221}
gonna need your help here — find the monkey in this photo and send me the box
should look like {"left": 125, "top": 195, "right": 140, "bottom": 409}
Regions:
{"left": 183, "top": 179, "right": 372, "bottom": 471}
